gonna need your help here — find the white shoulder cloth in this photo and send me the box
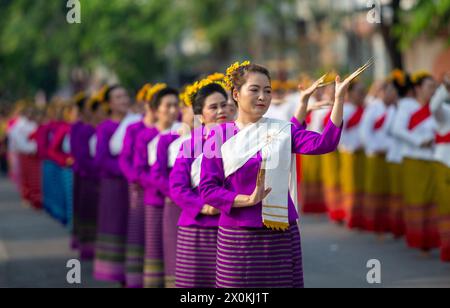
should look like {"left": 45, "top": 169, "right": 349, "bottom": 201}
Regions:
{"left": 89, "top": 135, "right": 97, "bottom": 158}
{"left": 190, "top": 154, "right": 203, "bottom": 189}
{"left": 109, "top": 113, "right": 142, "bottom": 156}
{"left": 147, "top": 122, "right": 182, "bottom": 167}
{"left": 221, "top": 117, "right": 298, "bottom": 231}
{"left": 62, "top": 134, "right": 71, "bottom": 154}
{"left": 168, "top": 134, "right": 191, "bottom": 168}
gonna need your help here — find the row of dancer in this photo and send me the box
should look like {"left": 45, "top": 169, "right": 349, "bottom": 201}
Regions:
{"left": 6, "top": 60, "right": 370, "bottom": 287}
{"left": 294, "top": 70, "right": 450, "bottom": 262}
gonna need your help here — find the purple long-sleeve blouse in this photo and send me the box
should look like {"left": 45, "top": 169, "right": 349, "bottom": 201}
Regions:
{"left": 150, "top": 132, "right": 180, "bottom": 198}
{"left": 169, "top": 126, "right": 220, "bottom": 227}
{"left": 199, "top": 117, "right": 342, "bottom": 228}
{"left": 119, "top": 121, "right": 145, "bottom": 183}
{"left": 134, "top": 126, "right": 164, "bottom": 206}
{"left": 94, "top": 119, "right": 123, "bottom": 178}
{"left": 70, "top": 121, "right": 84, "bottom": 174}
{"left": 72, "top": 123, "right": 98, "bottom": 178}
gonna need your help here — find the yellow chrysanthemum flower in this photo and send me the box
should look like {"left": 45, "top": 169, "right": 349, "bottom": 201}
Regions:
{"left": 224, "top": 61, "right": 251, "bottom": 90}
{"left": 73, "top": 91, "right": 87, "bottom": 105}
{"left": 136, "top": 83, "right": 152, "bottom": 102}
{"left": 207, "top": 73, "right": 225, "bottom": 82}
{"left": 411, "top": 70, "right": 432, "bottom": 85}
{"left": 388, "top": 69, "right": 406, "bottom": 86}
{"left": 96, "top": 85, "right": 109, "bottom": 103}
{"left": 145, "top": 83, "right": 167, "bottom": 103}
{"left": 182, "top": 73, "right": 228, "bottom": 107}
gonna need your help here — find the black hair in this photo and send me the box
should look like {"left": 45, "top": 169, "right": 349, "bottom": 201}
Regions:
{"left": 348, "top": 81, "right": 360, "bottom": 92}
{"left": 91, "top": 101, "right": 101, "bottom": 112}
{"left": 150, "top": 87, "right": 179, "bottom": 111}
{"left": 75, "top": 96, "right": 87, "bottom": 111}
{"left": 193, "top": 83, "right": 228, "bottom": 115}
{"left": 104, "top": 85, "right": 122, "bottom": 103}
{"left": 392, "top": 74, "right": 412, "bottom": 98}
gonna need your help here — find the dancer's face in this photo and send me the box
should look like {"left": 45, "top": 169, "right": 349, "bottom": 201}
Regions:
{"left": 109, "top": 87, "right": 130, "bottom": 115}
{"left": 132, "top": 101, "right": 146, "bottom": 114}
{"left": 226, "top": 90, "right": 238, "bottom": 120}
{"left": 65, "top": 106, "right": 78, "bottom": 123}
{"left": 181, "top": 105, "right": 194, "bottom": 128}
{"left": 348, "top": 82, "right": 366, "bottom": 105}
{"left": 143, "top": 103, "right": 155, "bottom": 123}
{"left": 156, "top": 94, "right": 179, "bottom": 125}
{"left": 233, "top": 72, "right": 272, "bottom": 119}
{"left": 383, "top": 83, "right": 398, "bottom": 106}
{"left": 416, "top": 78, "right": 437, "bottom": 103}
{"left": 201, "top": 92, "right": 234, "bottom": 125}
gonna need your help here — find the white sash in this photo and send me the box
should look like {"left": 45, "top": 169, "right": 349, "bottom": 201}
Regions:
{"left": 147, "top": 122, "right": 182, "bottom": 167}
{"left": 62, "top": 134, "right": 71, "bottom": 154}
{"left": 89, "top": 135, "right": 97, "bottom": 158}
{"left": 147, "top": 135, "right": 160, "bottom": 167}
{"left": 187, "top": 127, "right": 207, "bottom": 188}
{"left": 190, "top": 154, "right": 203, "bottom": 188}
{"left": 109, "top": 113, "right": 142, "bottom": 156}
{"left": 168, "top": 134, "right": 191, "bottom": 168}
{"left": 221, "top": 117, "right": 297, "bottom": 231}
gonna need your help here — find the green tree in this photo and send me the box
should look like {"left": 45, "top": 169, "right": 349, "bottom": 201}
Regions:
{"left": 396, "top": 0, "right": 450, "bottom": 50}
{"left": 0, "top": 0, "right": 187, "bottom": 100}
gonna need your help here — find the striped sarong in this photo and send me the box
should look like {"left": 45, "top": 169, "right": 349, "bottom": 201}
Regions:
{"left": 300, "top": 155, "right": 327, "bottom": 214}
{"left": 77, "top": 176, "right": 99, "bottom": 260}
{"left": 434, "top": 162, "right": 450, "bottom": 262}
{"left": 44, "top": 161, "right": 66, "bottom": 224}
{"left": 321, "top": 152, "right": 344, "bottom": 223}
{"left": 339, "top": 151, "right": 365, "bottom": 229}
{"left": 125, "top": 183, "right": 145, "bottom": 288}
{"left": 94, "top": 176, "right": 129, "bottom": 283}
{"left": 19, "top": 154, "right": 42, "bottom": 209}
{"left": 216, "top": 224, "right": 303, "bottom": 288}
{"left": 42, "top": 160, "right": 53, "bottom": 215}
{"left": 163, "top": 198, "right": 182, "bottom": 288}
{"left": 362, "top": 154, "right": 390, "bottom": 233}
{"left": 176, "top": 226, "right": 218, "bottom": 288}
{"left": 387, "top": 162, "right": 405, "bottom": 238}
{"left": 61, "top": 167, "right": 74, "bottom": 230}
{"left": 402, "top": 158, "right": 440, "bottom": 251}
{"left": 144, "top": 205, "right": 164, "bottom": 288}
{"left": 72, "top": 172, "right": 81, "bottom": 249}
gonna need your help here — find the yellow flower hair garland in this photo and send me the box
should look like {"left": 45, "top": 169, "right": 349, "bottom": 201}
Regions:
{"left": 389, "top": 69, "right": 406, "bottom": 87}
{"left": 182, "top": 73, "right": 228, "bottom": 107}
{"left": 224, "top": 61, "right": 251, "bottom": 90}
{"left": 136, "top": 83, "right": 153, "bottom": 102}
{"left": 411, "top": 71, "right": 432, "bottom": 85}
{"left": 145, "top": 83, "right": 167, "bottom": 103}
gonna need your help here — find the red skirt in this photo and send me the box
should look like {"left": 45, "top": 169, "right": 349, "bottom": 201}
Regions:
{"left": 19, "top": 154, "right": 42, "bottom": 209}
